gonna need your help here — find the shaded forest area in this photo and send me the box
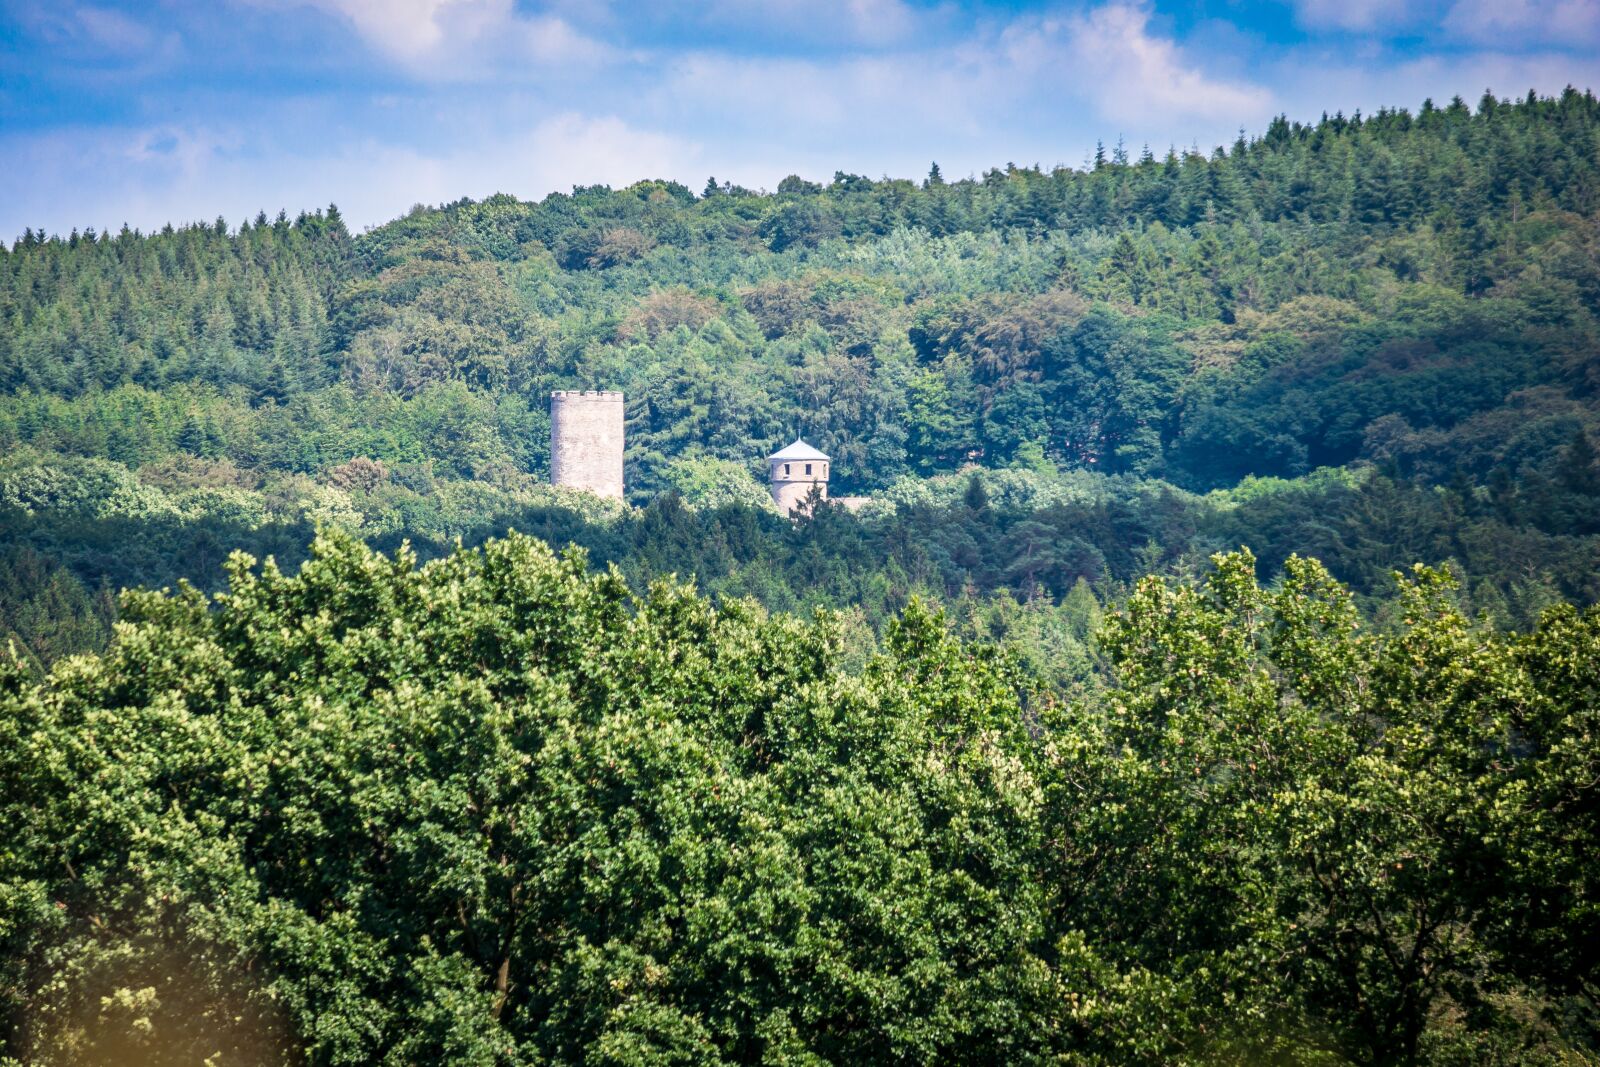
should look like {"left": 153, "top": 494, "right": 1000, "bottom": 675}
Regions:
{"left": 2, "top": 89, "right": 1600, "bottom": 667}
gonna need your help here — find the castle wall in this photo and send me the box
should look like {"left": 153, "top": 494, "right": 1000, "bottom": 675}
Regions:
{"left": 550, "top": 391, "right": 624, "bottom": 499}
{"left": 769, "top": 459, "right": 828, "bottom": 515}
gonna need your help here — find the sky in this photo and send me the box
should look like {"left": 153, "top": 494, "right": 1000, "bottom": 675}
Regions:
{"left": 2, "top": 0, "right": 1598, "bottom": 241}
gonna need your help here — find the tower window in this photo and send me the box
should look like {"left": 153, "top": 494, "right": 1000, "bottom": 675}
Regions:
{"left": 784, "top": 463, "right": 791, "bottom": 476}
{"left": 805, "top": 463, "right": 812, "bottom": 475}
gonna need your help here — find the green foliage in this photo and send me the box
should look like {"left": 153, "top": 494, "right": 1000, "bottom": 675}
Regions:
{"left": 1, "top": 532, "right": 1058, "bottom": 1064}
{"left": 2, "top": 93, "right": 1599, "bottom": 652}
{"left": 3, "top": 537, "right": 1596, "bottom": 1063}
{"left": 661, "top": 457, "right": 776, "bottom": 512}
{"left": 4, "top": 93, "right": 1600, "bottom": 1059}
{"left": 4, "top": 92, "right": 1598, "bottom": 500}
{"left": 1048, "top": 550, "right": 1600, "bottom": 1063}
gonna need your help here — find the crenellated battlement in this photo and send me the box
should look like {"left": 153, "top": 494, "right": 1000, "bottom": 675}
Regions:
{"left": 551, "top": 390, "right": 624, "bottom": 400}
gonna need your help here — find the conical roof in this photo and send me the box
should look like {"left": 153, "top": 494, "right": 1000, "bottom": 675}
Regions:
{"left": 768, "top": 438, "right": 829, "bottom": 462}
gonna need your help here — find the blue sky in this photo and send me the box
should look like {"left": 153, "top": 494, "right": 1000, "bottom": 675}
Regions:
{"left": 3, "top": 0, "right": 1597, "bottom": 240}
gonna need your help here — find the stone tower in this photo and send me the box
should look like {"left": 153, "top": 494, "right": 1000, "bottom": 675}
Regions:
{"left": 550, "top": 390, "right": 624, "bottom": 500}
{"left": 767, "top": 439, "right": 829, "bottom": 515}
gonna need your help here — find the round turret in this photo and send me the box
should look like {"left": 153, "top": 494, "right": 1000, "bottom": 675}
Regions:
{"left": 550, "top": 391, "right": 624, "bottom": 499}
{"left": 767, "top": 439, "right": 829, "bottom": 515}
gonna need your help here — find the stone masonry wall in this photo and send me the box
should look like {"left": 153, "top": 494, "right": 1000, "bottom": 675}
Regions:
{"left": 550, "top": 391, "right": 625, "bottom": 500}
{"left": 769, "top": 460, "right": 828, "bottom": 515}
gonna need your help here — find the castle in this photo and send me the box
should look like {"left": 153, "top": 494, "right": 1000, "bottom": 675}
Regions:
{"left": 549, "top": 391, "right": 852, "bottom": 513}
{"left": 766, "top": 438, "right": 830, "bottom": 514}
{"left": 549, "top": 390, "right": 625, "bottom": 500}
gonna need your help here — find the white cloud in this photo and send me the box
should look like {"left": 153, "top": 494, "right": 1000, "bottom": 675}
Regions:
{"left": 661, "top": 50, "right": 990, "bottom": 139}
{"left": 507, "top": 113, "right": 701, "bottom": 197}
{"left": 0, "top": 113, "right": 701, "bottom": 240}
{"left": 1267, "top": 44, "right": 1600, "bottom": 123}
{"left": 13, "top": 3, "right": 182, "bottom": 65}
{"left": 698, "top": 0, "right": 922, "bottom": 47}
{"left": 1002, "top": 4, "right": 1274, "bottom": 126}
{"left": 1290, "top": 0, "right": 1429, "bottom": 33}
{"left": 1444, "top": 0, "right": 1600, "bottom": 47}
{"left": 72, "top": 6, "right": 161, "bottom": 53}
{"left": 314, "top": 0, "right": 494, "bottom": 58}
{"left": 252, "top": 0, "right": 614, "bottom": 76}
{"left": 564, "top": 0, "right": 928, "bottom": 50}
{"left": 1287, "top": 0, "right": 1600, "bottom": 45}
{"left": 663, "top": 2, "right": 1271, "bottom": 143}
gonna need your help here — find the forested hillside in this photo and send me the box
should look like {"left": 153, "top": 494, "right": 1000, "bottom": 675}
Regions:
{"left": 2, "top": 89, "right": 1600, "bottom": 664}
{"left": 3, "top": 87, "right": 1600, "bottom": 1064}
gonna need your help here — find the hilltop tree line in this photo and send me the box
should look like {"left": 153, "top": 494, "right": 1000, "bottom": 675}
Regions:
{"left": 0, "top": 88, "right": 1598, "bottom": 661}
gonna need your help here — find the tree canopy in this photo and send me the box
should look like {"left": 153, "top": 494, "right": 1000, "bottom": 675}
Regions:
{"left": 2, "top": 534, "right": 1597, "bottom": 1063}
{"left": 5, "top": 91, "right": 1600, "bottom": 663}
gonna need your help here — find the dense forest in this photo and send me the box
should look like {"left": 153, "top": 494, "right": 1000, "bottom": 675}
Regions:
{"left": 2, "top": 89, "right": 1600, "bottom": 1061}
{"left": 2, "top": 532, "right": 1597, "bottom": 1063}
{"left": 2, "top": 88, "right": 1599, "bottom": 667}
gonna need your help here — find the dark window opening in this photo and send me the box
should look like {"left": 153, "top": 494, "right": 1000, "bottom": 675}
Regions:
{"left": 784, "top": 463, "right": 791, "bottom": 476}
{"left": 805, "top": 463, "right": 812, "bottom": 475}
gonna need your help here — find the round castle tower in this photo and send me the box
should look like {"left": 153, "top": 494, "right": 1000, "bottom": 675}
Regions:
{"left": 767, "top": 439, "right": 829, "bottom": 515}
{"left": 550, "top": 391, "right": 625, "bottom": 500}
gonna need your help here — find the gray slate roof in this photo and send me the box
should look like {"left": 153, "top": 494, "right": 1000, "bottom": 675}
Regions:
{"left": 768, "top": 439, "right": 830, "bottom": 462}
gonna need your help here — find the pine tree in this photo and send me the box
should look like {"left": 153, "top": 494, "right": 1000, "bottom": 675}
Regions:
{"left": 1555, "top": 430, "right": 1599, "bottom": 494}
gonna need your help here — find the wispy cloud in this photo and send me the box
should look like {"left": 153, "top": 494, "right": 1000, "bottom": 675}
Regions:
{"left": 70, "top": 5, "right": 161, "bottom": 52}
{"left": 693, "top": 0, "right": 923, "bottom": 48}
{"left": 663, "top": 2, "right": 1271, "bottom": 144}
{"left": 7, "top": 2, "right": 183, "bottom": 68}
{"left": 0, "top": 111, "right": 700, "bottom": 237}
{"left": 660, "top": 50, "right": 987, "bottom": 140}
{"left": 1444, "top": 0, "right": 1600, "bottom": 48}
{"left": 1271, "top": 45, "right": 1600, "bottom": 120}
{"left": 1288, "top": 0, "right": 1600, "bottom": 49}
{"left": 1290, "top": 0, "right": 1431, "bottom": 34}
{"left": 250, "top": 0, "right": 616, "bottom": 77}
{"left": 1003, "top": 4, "right": 1274, "bottom": 126}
